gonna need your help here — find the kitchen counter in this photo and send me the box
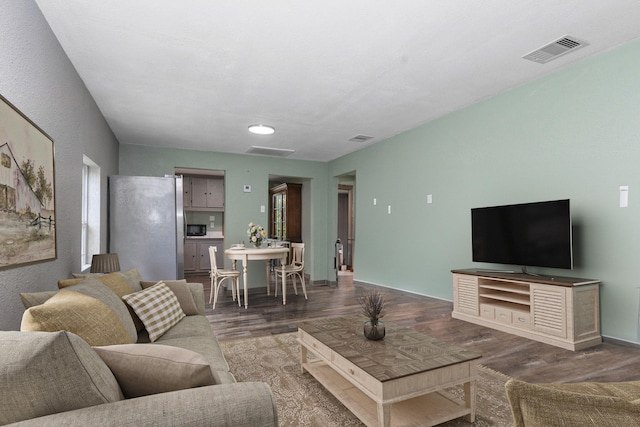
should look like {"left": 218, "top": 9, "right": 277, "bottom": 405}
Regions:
{"left": 186, "top": 233, "right": 223, "bottom": 240}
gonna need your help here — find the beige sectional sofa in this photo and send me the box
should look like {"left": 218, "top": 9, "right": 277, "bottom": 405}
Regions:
{"left": 0, "top": 271, "right": 279, "bottom": 426}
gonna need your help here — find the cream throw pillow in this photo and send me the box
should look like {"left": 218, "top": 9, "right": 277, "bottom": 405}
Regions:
{"left": 122, "top": 283, "right": 185, "bottom": 342}
{"left": 70, "top": 268, "right": 143, "bottom": 292}
{"left": 92, "top": 344, "right": 216, "bottom": 398}
{"left": 21, "top": 289, "right": 135, "bottom": 346}
{"left": 57, "top": 275, "right": 145, "bottom": 332}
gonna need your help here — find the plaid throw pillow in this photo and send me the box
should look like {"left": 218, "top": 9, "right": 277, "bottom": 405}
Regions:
{"left": 122, "top": 282, "right": 185, "bottom": 342}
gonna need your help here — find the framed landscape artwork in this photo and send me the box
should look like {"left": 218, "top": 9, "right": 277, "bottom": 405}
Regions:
{"left": 0, "top": 94, "right": 56, "bottom": 269}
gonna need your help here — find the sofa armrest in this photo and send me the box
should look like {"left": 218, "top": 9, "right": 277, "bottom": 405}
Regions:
{"left": 187, "top": 282, "right": 206, "bottom": 315}
{"left": 7, "top": 382, "right": 278, "bottom": 427}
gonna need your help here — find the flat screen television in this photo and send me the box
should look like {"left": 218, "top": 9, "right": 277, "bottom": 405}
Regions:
{"left": 471, "top": 199, "right": 573, "bottom": 270}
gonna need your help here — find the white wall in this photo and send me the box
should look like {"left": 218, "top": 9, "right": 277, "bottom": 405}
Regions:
{"left": 0, "top": 1, "right": 120, "bottom": 330}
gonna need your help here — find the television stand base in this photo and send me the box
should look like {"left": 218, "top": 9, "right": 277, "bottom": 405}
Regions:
{"left": 451, "top": 269, "right": 601, "bottom": 351}
{"left": 474, "top": 268, "right": 516, "bottom": 274}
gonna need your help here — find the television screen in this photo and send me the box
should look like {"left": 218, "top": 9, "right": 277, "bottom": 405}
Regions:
{"left": 471, "top": 199, "right": 573, "bottom": 270}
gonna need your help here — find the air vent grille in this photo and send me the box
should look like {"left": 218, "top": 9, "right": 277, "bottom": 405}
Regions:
{"left": 246, "top": 146, "right": 295, "bottom": 157}
{"left": 349, "top": 135, "right": 374, "bottom": 143}
{"left": 523, "top": 36, "right": 588, "bottom": 64}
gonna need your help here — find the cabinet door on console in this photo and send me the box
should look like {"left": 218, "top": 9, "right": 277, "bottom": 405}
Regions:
{"left": 453, "top": 274, "right": 479, "bottom": 316}
{"left": 531, "top": 284, "right": 567, "bottom": 338}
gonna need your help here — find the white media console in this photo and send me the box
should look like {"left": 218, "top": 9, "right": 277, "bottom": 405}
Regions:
{"left": 452, "top": 269, "right": 601, "bottom": 351}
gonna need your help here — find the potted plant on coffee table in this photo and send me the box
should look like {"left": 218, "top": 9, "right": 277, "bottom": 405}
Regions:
{"left": 358, "top": 290, "right": 386, "bottom": 340}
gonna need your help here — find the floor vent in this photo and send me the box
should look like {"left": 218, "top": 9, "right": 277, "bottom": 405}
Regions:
{"left": 246, "top": 146, "right": 295, "bottom": 157}
{"left": 349, "top": 135, "right": 374, "bottom": 143}
{"left": 523, "top": 36, "right": 588, "bottom": 64}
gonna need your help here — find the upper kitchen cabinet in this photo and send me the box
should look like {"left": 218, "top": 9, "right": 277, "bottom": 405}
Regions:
{"left": 184, "top": 177, "right": 224, "bottom": 211}
{"left": 269, "top": 183, "right": 302, "bottom": 243}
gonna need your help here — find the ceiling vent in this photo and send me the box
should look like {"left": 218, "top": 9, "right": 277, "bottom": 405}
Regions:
{"left": 349, "top": 135, "right": 374, "bottom": 143}
{"left": 523, "top": 36, "right": 588, "bottom": 64}
{"left": 246, "top": 145, "right": 295, "bottom": 157}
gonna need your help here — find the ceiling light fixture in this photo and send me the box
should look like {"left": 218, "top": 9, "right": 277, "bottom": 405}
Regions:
{"left": 248, "top": 124, "right": 275, "bottom": 135}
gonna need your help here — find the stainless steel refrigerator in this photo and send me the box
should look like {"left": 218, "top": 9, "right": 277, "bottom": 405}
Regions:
{"left": 108, "top": 175, "right": 184, "bottom": 281}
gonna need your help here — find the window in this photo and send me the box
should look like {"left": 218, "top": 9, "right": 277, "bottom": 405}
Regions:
{"left": 81, "top": 155, "right": 100, "bottom": 270}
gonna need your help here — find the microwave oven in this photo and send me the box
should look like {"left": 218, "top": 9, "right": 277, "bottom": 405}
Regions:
{"left": 186, "top": 224, "right": 206, "bottom": 236}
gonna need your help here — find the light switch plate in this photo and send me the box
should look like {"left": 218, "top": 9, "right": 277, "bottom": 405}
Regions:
{"left": 243, "top": 184, "right": 251, "bottom": 193}
{"left": 620, "top": 185, "right": 629, "bottom": 208}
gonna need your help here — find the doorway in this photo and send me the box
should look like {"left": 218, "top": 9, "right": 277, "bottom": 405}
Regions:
{"left": 337, "top": 173, "right": 355, "bottom": 275}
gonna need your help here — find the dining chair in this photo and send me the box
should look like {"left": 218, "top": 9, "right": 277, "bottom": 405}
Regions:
{"left": 208, "top": 246, "right": 241, "bottom": 309}
{"left": 274, "top": 242, "right": 307, "bottom": 305}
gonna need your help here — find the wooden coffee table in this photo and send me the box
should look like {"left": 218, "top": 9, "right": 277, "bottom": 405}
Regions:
{"left": 298, "top": 316, "right": 481, "bottom": 427}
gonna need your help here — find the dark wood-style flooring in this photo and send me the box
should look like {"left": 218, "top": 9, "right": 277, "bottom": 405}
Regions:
{"left": 195, "top": 273, "right": 640, "bottom": 384}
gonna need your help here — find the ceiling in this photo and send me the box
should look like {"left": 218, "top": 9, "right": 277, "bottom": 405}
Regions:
{"left": 36, "top": 1, "right": 640, "bottom": 162}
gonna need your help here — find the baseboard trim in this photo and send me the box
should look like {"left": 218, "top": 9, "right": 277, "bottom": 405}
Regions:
{"left": 352, "top": 279, "right": 453, "bottom": 303}
{"left": 602, "top": 335, "right": 640, "bottom": 348}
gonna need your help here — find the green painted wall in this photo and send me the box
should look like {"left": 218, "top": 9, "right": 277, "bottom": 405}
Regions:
{"left": 330, "top": 38, "right": 640, "bottom": 343}
{"left": 121, "top": 39, "right": 640, "bottom": 343}
{"left": 118, "top": 145, "right": 330, "bottom": 285}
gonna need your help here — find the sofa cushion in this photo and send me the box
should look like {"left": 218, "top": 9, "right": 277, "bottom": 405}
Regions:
{"left": 0, "top": 330, "right": 123, "bottom": 425}
{"left": 61, "top": 269, "right": 142, "bottom": 293}
{"left": 122, "top": 282, "right": 185, "bottom": 342}
{"left": 57, "top": 277, "right": 85, "bottom": 288}
{"left": 21, "top": 288, "right": 135, "bottom": 346}
{"left": 73, "top": 271, "right": 145, "bottom": 331}
{"left": 21, "top": 278, "right": 138, "bottom": 345}
{"left": 154, "top": 315, "right": 235, "bottom": 384}
{"left": 20, "top": 290, "right": 57, "bottom": 308}
{"left": 119, "top": 268, "right": 144, "bottom": 292}
{"left": 140, "top": 280, "right": 199, "bottom": 315}
{"left": 93, "top": 343, "right": 217, "bottom": 398}
{"left": 71, "top": 268, "right": 143, "bottom": 292}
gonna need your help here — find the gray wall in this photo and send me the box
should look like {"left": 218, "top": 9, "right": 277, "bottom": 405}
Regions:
{"left": 0, "top": 1, "right": 119, "bottom": 330}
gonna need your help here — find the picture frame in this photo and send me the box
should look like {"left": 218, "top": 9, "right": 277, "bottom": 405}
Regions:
{"left": 0, "top": 94, "right": 56, "bottom": 269}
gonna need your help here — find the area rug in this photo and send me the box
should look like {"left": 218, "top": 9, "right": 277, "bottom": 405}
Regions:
{"left": 219, "top": 332, "right": 514, "bottom": 426}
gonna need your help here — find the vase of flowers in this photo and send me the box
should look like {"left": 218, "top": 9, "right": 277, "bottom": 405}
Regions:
{"left": 358, "top": 290, "right": 386, "bottom": 340}
{"left": 247, "top": 222, "right": 267, "bottom": 248}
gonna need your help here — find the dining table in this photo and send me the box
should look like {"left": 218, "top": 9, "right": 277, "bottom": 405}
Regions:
{"left": 224, "top": 246, "right": 289, "bottom": 309}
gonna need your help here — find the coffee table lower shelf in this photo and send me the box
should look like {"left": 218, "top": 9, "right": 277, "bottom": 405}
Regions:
{"left": 302, "top": 359, "right": 473, "bottom": 427}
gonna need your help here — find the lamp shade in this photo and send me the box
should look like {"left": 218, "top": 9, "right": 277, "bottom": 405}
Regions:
{"left": 90, "top": 253, "right": 121, "bottom": 273}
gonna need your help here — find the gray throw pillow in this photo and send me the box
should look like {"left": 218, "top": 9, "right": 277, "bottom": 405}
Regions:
{"left": 0, "top": 330, "right": 123, "bottom": 425}
{"left": 93, "top": 343, "right": 216, "bottom": 398}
